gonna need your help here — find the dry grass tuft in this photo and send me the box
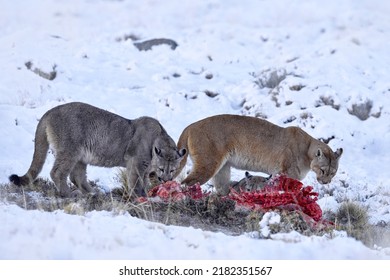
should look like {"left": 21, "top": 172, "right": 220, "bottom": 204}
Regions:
{"left": 333, "top": 201, "right": 390, "bottom": 248}
{"left": 1, "top": 178, "right": 389, "bottom": 249}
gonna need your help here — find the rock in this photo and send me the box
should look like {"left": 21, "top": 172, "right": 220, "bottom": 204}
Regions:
{"left": 133, "top": 38, "right": 178, "bottom": 51}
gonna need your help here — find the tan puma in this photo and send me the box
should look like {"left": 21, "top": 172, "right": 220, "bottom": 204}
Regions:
{"left": 176, "top": 114, "right": 343, "bottom": 195}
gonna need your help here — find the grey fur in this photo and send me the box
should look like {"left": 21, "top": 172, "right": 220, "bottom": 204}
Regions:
{"left": 9, "top": 102, "right": 186, "bottom": 198}
{"left": 231, "top": 171, "right": 271, "bottom": 192}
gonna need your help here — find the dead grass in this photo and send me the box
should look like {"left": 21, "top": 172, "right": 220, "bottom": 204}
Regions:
{"left": 1, "top": 178, "right": 389, "bottom": 249}
{"left": 332, "top": 201, "right": 390, "bottom": 248}
{"left": 347, "top": 99, "right": 373, "bottom": 120}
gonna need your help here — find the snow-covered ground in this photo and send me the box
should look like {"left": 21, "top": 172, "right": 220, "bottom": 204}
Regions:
{"left": 0, "top": 0, "right": 389, "bottom": 259}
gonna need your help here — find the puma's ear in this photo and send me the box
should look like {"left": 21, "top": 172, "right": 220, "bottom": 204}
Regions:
{"left": 335, "top": 148, "right": 343, "bottom": 158}
{"left": 245, "top": 171, "right": 252, "bottom": 178}
{"left": 178, "top": 148, "right": 187, "bottom": 158}
{"left": 154, "top": 147, "right": 162, "bottom": 157}
{"left": 316, "top": 148, "right": 323, "bottom": 158}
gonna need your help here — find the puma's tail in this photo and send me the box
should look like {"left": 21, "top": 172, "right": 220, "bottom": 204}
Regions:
{"left": 9, "top": 119, "right": 49, "bottom": 186}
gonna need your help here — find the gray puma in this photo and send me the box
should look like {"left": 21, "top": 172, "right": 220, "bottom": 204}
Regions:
{"left": 9, "top": 102, "right": 186, "bottom": 197}
{"left": 231, "top": 171, "right": 271, "bottom": 192}
{"left": 176, "top": 114, "right": 343, "bottom": 195}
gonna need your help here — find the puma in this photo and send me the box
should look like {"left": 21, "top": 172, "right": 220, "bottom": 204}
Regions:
{"left": 176, "top": 114, "right": 343, "bottom": 195}
{"left": 9, "top": 102, "right": 186, "bottom": 197}
{"left": 231, "top": 171, "right": 271, "bottom": 192}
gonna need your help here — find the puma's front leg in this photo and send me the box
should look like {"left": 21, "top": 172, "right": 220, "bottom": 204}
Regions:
{"left": 126, "top": 157, "right": 151, "bottom": 197}
{"left": 281, "top": 163, "right": 306, "bottom": 181}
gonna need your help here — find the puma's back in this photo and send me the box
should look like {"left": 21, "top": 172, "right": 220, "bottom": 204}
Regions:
{"left": 177, "top": 114, "right": 343, "bottom": 194}
{"left": 43, "top": 102, "right": 135, "bottom": 167}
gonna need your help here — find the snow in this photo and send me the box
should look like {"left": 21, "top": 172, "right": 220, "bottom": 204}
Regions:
{"left": 0, "top": 204, "right": 386, "bottom": 260}
{"left": 0, "top": 0, "right": 389, "bottom": 259}
{"left": 259, "top": 212, "right": 281, "bottom": 238}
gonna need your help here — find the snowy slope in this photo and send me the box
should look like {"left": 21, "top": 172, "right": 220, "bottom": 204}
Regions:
{"left": 0, "top": 0, "right": 389, "bottom": 259}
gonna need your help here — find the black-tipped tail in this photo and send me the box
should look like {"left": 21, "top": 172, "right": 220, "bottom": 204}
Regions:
{"left": 9, "top": 174, "right": 22, "bottom": 186}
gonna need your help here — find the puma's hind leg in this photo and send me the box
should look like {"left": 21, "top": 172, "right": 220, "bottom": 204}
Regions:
{"left": 212, "top": 163, "right": 231, "bottom": 195}
{"left": 69, "top": 161, "right": 94, "bottom": 194}
{"left": 50, "top": 152, "right": 80, "bottom": 198}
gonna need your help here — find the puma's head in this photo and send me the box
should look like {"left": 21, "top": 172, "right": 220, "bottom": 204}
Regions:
{"left": 150, "top": 146, "right": 186, "bottom": 183}
{"left": 311, "top": 147, "right": 343, "bottom": 184}
{"left": 232, "top": 171, "right": 271, "bottom": 192}
{"left": 243, "top": 171, "right": 271, "bottom": 191}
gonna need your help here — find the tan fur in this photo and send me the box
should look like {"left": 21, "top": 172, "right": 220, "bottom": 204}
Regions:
{"left": 176, "top": 114, "right": 343, "bottom": 195}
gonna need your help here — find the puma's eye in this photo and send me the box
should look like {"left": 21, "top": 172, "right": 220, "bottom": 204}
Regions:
{"left": 169, "top": 170, "right": 175, "bottom": 174}
{"left": 320, "top": 169, "right": 325, "bottom": 175}
{"left": 159, "top": 168, "right": 165, "bottom": 173}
